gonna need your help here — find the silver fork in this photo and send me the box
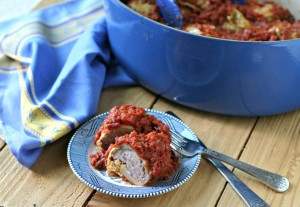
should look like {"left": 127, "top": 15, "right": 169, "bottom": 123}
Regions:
{"left": 170, "top": 125, "right": 289, "bottom": 193}
{"left": 165, "top": 111, "right": 287, "bottom": 207}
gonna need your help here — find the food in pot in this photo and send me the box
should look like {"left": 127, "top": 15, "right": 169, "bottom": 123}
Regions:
{"left": 90, "top": 104, "right": 179, "bottom": 186}
{"left": 122, "top": 0, "right": 300, "bottom": 41}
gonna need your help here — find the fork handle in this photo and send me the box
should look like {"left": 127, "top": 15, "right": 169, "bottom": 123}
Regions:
{"left": 202, "top": 148, "right": 289, "bottom": 192}
{"left": 208, "top": 157, "right": 270, "bottom": 207}
{"left": 164, "top": 111, "right": 270, "bottom": 206}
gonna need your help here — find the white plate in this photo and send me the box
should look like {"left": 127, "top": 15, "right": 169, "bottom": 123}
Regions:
{"left": 67, "top": 109, "right": 201, "bottom": 198}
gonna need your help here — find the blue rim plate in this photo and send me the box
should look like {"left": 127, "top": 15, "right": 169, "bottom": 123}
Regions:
{"left": 67, "top": 109, "right": 201, "bottom": 198}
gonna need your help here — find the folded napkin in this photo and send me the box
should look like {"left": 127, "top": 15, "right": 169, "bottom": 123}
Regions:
{"left": 0, "top": 0, "right": 136, "bottom": 168}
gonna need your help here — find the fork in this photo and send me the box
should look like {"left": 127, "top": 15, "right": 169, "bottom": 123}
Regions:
{"left": 169, "top": 123, "right": 289, "bottom": 193}
{"left": 165, "top": 111, "right": 272, "bottom": 207}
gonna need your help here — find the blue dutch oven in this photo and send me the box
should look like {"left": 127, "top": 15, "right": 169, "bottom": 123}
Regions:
{"left": 103, "top": 0, "right": 300, "bottom": 116}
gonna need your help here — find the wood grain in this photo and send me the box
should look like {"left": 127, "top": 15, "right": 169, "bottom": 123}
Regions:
{"left": 1, "top": 0, "right": 299, "bottom": 207}
{"left": 96, "top": 86, "right": 157, "bottom": 114}
{"left": 218, "top": 109, "right": 300, "bottom": 207}
{"left": 0, "top": 136, "right": 93, "bottom": 207}
{"left": 154, "top": 99, "right": 257, "bottom": 206}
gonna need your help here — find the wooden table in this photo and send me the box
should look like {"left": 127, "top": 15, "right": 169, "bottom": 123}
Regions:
{"left": 0, "top": 1, "right": 299, "bottom": 206}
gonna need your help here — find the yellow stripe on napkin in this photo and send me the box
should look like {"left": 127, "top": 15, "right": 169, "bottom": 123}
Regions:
{"left": 17, "top": 63, "right": 73, "bottom": 146}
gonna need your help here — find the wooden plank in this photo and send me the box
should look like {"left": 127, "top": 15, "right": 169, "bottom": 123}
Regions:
{"left": 152, "top": 99, "right": 258, "bottom": 206}
{"left": 218, "top": 109, "right": 300, "bottom": 207}
{"left": 0, "top": 87, "right": 156, "bottom": 206}
{"left": 96, "top": 86, "right": 157, "bottom": 113}
{"left": 88, "top": 98, "right": 257, "bottom": 207}
{"left": 0, "top": 136, "right": 93, "bottom": 207}
{"left": 153, "top": 100, "right": 257, "bottom": 157}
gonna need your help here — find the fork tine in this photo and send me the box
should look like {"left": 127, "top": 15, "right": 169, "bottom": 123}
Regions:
{"left": 171, "top": 139, "right": 184, "bottom": 149}
{"left": 170, "top": 142, "right": 180, "bottom": 150}
{"left": 170, "top": 141, "right": 196, "bottom": 157}
{"left": 170, "top": 130, "right": 186, "bottom": 148}
{"left": 170, "top": 142, "right": 187, "bottom": 156}
{"left": 170, "top": 130, "right": 188, "bottom": 143}
{"left": 170, "top": 130, "right": 197, "bottom": 157}
{"left": 171, "top": 137, "right": 185, "bottom": 148}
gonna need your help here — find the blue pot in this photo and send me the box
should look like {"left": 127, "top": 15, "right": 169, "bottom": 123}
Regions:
{"left": 103, "top": 0, "right": 300, "bottom": 116}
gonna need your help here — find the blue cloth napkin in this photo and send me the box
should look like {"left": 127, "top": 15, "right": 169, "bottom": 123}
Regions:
{"left": 0, "top": 0, "right": 136, "bottom": 168}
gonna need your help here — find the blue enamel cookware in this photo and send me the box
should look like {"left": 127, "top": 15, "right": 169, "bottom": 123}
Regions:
{"left": 103, "top": 0, "right": 300, "bottom": 116}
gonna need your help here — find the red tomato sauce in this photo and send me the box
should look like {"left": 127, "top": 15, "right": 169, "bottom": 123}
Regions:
{"left": 90, "top": 104, "right": 179, "bottom": 184}
{"left": 90, "top": 150, "right": 107, "bottom": 170}
{"left": 123, "top": 0, "right": 300, "bottom": 41}
{"left": 107, "top": 131, "right": 179, "bottom": 182}
{"left": 94, "top": 104, "right": 169, "bottom": 144}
